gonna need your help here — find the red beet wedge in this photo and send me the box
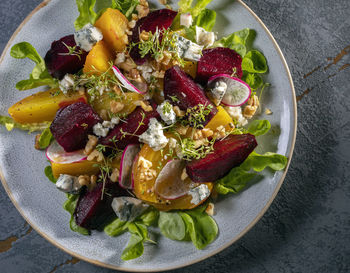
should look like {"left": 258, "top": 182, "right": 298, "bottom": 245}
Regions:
{"left": 130, "top": 9, "right": 177, "bottom": 64}
{"left": 196, "top": 47, "right": 243, "bottom": 85}
{"left": 45, "top": 35, "right": 88, "bottom": 80}
{"left": 50, "top": 102, "right": 102, "bottom": 152}
{"left": 186, "top": 134, "right": 257, "bottom": 183}
{"left": 164, "top": 66, "right": 217, "bottom": 125}
{"left": 99, "top": 103, "right": 160, "bottom": 149}
{"left": 74, "top": 180, "right": 129, "bottom": 229}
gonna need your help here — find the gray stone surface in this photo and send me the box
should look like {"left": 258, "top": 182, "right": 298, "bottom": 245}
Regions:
{"left": 0, "top": 0, "right": 349, "bottom": 272}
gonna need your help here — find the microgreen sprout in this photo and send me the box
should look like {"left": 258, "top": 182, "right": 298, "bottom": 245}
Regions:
{"left": 59, "top": 42, "right": 84, "bottom": 61}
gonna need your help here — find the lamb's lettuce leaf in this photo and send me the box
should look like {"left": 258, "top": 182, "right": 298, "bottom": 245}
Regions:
{"left": 247, "top": 120, "right": 271, "bottom": 136}
{"left": 44, "top": 166, "right": 57, "bottom": 183}
{"left": 215, "top": 151, "right": 288, "bottom": 195}
{"left": 242, "top": 72, "right": 263, "bottom": 90}
{"left": 0, "top": 116, "right": 51, "bottom": 133}
{"left": 158, "top": 205, "right": 218, "bottom": 250}
{"left": 38, "top": 126, "right": 54, "bottom": 149}
{"left": 215, "top": 28, "right": 251, "bottom": 57}
{"left": 10, "top": 42, "right": 57, "bottom": 90}
{"left": 63, "top": 194, "right": 90, "bottom": 235}
{"left": 242, "top": 50, "right": 268, "bottom": 73}
{"left": 193, "top": 9, "right": 216, "bottom": 31}
{"left": 104, "top": 218, "right": 129, "bottom": 237}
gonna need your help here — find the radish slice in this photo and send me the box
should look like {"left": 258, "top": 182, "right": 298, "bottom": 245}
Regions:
{"left": 112, "top": 65, "right": 146, "bottom": 94}
{"left": 208, "top": 74, "right": 251, "bottom": 107}
{"left": 119, "top": 144, "right": 141, "bottom": 189}
{"left": 46, "top": 141, "right": 87, "bottom": 164}
{"left": 154, "top": 159, "right": 192, "bottom": 200}
{"left": 131, "top": 154, "right": 139, "bottom": 190}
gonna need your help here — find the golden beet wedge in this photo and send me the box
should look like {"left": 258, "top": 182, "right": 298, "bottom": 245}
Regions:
{"left": 8, "top": 89, "right": 87, "bottom": 124}
{"left": 94, "top": 8, "right": 129, "bottom": 53}
{"left": 83, "top": 41, "right": 114, "bottom": 75}
{"left": 205, "top": 106, "right": 234, "bottom": 131}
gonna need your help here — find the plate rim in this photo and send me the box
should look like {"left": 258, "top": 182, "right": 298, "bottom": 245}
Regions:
{"left": 0, "top": 0, "right": 297, "bottom": 271}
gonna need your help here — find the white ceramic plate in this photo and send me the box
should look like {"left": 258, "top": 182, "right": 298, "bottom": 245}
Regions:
{"left": 0, "top": 0, "right": 296, "bottom": 271}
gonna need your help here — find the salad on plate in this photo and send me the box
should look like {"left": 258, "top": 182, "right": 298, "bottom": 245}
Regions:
{"left": 0, "top": 0, "right": 288, "bottom": 261}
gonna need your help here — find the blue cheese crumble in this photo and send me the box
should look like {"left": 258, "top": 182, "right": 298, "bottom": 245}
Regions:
{"left": 59, "top": 74, "right": 75, "bottom": 95}
{"left": 74, "top": 23, "right": 103, "bottom": 52}
{"left": 93, "top": 118, "right": 120, "bottom": 137}
{"left": 175, "top": 35, "right": 203, "bottom": 62}
{"left": 139, "top": 118, "right": 168, "bottom": 151}
{"left": 180, "top": 13, "right": 193, "bottom": 28}
{"left": 211, "top": 80, "right": 227, "bottom": 106}
{"left": 157, "top": 101, "right": 176, "bottom": 125}
{"left": 189, "top": 184, "right": 210, "bottom": 205}
{"left": 111, "top": 197, "right": 149, "bottom": 222}
{"left": 195, "top": 26, "right": 215, "bottom": 47}
{"left": 56, "top": 174, "right": 82, "bottom": 194}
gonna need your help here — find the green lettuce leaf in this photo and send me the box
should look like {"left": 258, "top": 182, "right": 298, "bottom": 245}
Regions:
{"left": 44, "top": 166, "right": 57, "bottom": 183}
{"left": 121, "top": 222, "right": 154, "bottom": 261}
{"left": 10, "top": 42, "right": 57, "bottom": 91}
{"left": 180, "top": 208, "right": 218, "bottom": 250}
{"left": 104, "top": 218, "right": 129, "bottom": 237}
{"left": 247, "top": 120, "right": 271, "bottom": 136}
{"left": 215, "top": 151, "right": 288, "bottom": 195}
{"left": 138, "top": 208, "right": 159, "bottom": 226}
{"left": 242, "top": 50, "right": 268, "bottom": 73}
{"left": 242, "top": 72, "right": 263, "bottom": 90}
{"left": 38, "top": 126, "right": 54, "bottom": 149}
{"left": 63, "top": 194, "right": 90, "bottom": 235}
{"left": 215, "top": 28, "right": 251, "bottom": 57}
{"left": 74, "top": 0, "right": 98, "bottom": 30}
{"left": 0, "top": 116, "right": 51, "bottom": 133}
{"left": 159, "top": 211, "right": 187, "bottom": 241}
{"left": 193, "top": 9, "right": 216, "bottom": 31}
{"left": 112, "top": 0, "right": 139, "bottom": 18}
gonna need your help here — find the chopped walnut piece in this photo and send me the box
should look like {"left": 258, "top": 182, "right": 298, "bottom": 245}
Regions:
{"left": 214, "top": 125, "right": 226, "bottom": 139}
{"left": 115, "top": 52, "right": 126, "bottom": 65}
{"left": 193, "top": 130, "right": 203, "bottom": 140}
{"left": 110, "top": 101, "right": 125, "bottom": 113}
{"left": 78, "top": 175, "right": 90, "bottom": 186}
{"left": 205, "top": 202, "right": 215, "bottom": 216}
{"left": 110, "top": 168, "right": 119, "bottom": 182}
{"left": 202, "top": 128, "right": 214, "bottom": 138}
{"left": 113, "top": 85, "right": 122, "bottom": 96}
{"left": 87, "top": 149, "right": 104, "bottom": 162}
{"left": 137, "top": 156, "right": 157, "bottom": 182}
{"left": 181, "top": 168, "right": 188, "bottom": 181}
{"left": 128, "top": 20, "right": 136, "bottom": 29}
{"left": 161, "top": 51, "right": 172, "bottom": 65}
{"left": 84, "top": 135, "right": 98, "bottom": 155}
{"left": 119, "top": 58, "right": 137, "bottom": 72}
{"left": 173, "top": 106, "right": 185, "bottom": 117}
{"left": 265, "top": 108, "right": 273, "bottom": 115}
{"left": 134, "top": 100, "right": 153, "bottom": 112}
{"left": 152, "top": 70, "right": 165, "bottom": 78}
{"left": 99, "top": 109, "right": 108, "bottom": 121}
{"left": 176, "top": 125, "right": 189, "bottom": 135}
{"left": 139, "top": 30, "right": 150, "bottom": 41}
{"left": 243, "top": 95, "right": 259, "bottom": 119}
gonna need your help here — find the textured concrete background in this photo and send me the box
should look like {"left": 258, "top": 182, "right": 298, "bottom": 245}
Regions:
{"left": 0, "top": 0, "right": 349, "bottom": 272}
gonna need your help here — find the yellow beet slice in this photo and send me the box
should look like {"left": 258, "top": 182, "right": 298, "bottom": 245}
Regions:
{"left": 94, "top": 8, "right": 129, "bottom": 53}
{"left": 183, "top": 61, "right": 197, "bottom": 78}
{"left": 91, "top": 92, "right": 143, "bottom": 117}
{"left": 52, "top": 157, "right": 121, "bottom": 179}
{"left": 133, "top": 144, "right": 213, "bottom": 211}
{"left": 83, "top": 41, "right": 114, "bottom": 75}
{"left": 8, "top": 89, "right": 87, "bottom": 124}
{"left": 205, "top": 106, "right": 234, "bottom": 131}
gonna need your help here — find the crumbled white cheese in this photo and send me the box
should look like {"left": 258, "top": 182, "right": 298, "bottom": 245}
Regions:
{"left": 168, "top": 137, "right": 177, "bottom": 149}
{"left": 56, "top": 174, "right": 82, "bottom": 194}
{"left": 176, "top": 35, "right": 203, "bottom": 62}
{"left": 211, "top": 81, "right": 227, "bottom": 105}
{"left": 196, "top": 26, "right": 215, "bottom": 47}
{"left": 189, "top": 184, "right": 210, "bottom": 205}
{"left": 74, "top": 23, "right": 103, "bottom": 52}
{"left": 157, "top": 101, "right": 176, "bottom": 125}
{"left": 115, "top": 52, "right": 126, "bottom": 64}
{"left": 59, "top": 74, "right": 75, "bottom": 95}
{"left": 111, "top": 117, "right": 120, "bottom": 125}
{"left": 137, "top": 64, "right": 153, "bottom": 83}
{"left": 225, "top": 106, "right": 248, "bottom": 127}
{"left": 139, "top": 118, "right": 168, "bottom": 151}
{"left": 93, "top": 117, "right": 119, "bottom": 137}
{"left": 111, "top": 197, "right": 149, "bottom": 222}
{"left": 180, "top": 13, "right": 193, "bottom": 28}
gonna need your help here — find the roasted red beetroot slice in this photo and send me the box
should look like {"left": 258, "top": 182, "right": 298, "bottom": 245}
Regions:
{"left": 196, "top": 47, "right": 243, "bottom": 85}
{"left": 130, "top": 9, "right": 177, "bottom": 64}
{"left": 74, "top": 180, "right": 129, "bottom": 229}
{"left": 99, "top": 103, "right": 159, "bottom": 149}
{"left": 164, "top": 66, "right": 217, "bottom": 125}
{"left": 50, "top": 102, "right": 102, "bottom": 152}
{"left": 45, "top": 35, "right": 88, "bottom": 79}
{"left": 186, "top": 134, "right": 257, "bottom": 183}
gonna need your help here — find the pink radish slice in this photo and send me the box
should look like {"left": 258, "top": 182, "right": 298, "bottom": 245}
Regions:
{"left": 46, "top": 141, "right": 87, "bottom": 164}
{"left": 112, "top": 66, "right": 147, "bottom": 94}
{"left": 119, "top": 144, "right": 141, "bottom": 189}
{"left": 154, "top": 159, "right": 192, "bottom": 200}
{"left": 208, "top": 74, "right": 251, "bottom": 107}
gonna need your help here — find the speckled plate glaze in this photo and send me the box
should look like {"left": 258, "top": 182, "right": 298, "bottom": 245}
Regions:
{"left": 0, "top": 0, "right": 296, "bottom": 271}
